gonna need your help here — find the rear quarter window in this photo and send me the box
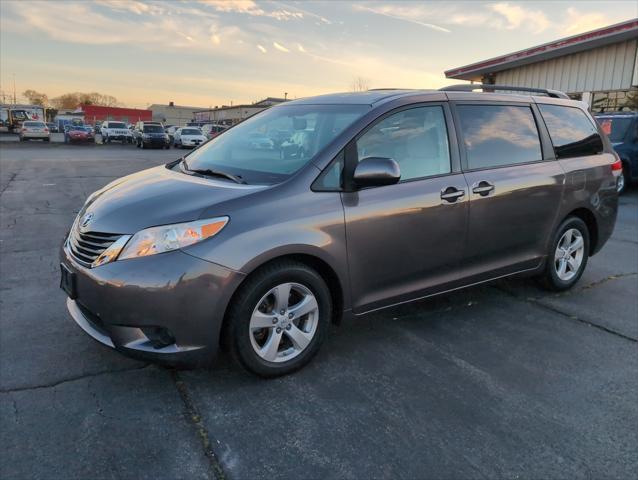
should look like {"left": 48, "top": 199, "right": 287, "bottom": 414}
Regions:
{"left": 456, "top": 105, "right": 542, "bottom": 170}
{"left": 539, "top": 104, "right": 603, "bottom": 158}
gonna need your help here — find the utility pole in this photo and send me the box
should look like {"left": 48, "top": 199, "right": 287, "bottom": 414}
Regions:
{"left": 13, "top": 73, "right": 17, "bottom": 105}
{"left": 284, "top": 92, "right": 288, "bottom": 100}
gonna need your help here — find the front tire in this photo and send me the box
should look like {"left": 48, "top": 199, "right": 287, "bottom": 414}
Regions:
{"left": 537, "top": 216, "right": 589, "bottom": 291}
{"left": 226, "top": 261, "right": 331, "bottom": 377}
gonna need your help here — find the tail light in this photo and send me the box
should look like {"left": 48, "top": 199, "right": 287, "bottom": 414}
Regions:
{"left": 611, "top": 152, "right": 622, "bottom": 175}
{"left": 21, "top": 128, "right": 27, "bottom": 132}
{"left": 44, "top": 128, "right": 49, "bottom": 132}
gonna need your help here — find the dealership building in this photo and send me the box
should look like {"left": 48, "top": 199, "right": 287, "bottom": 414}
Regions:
{"left": 445, "top": 19, "right": 638, "bottom": 112}
{"left": 77, "top": 104, "right": 151, "bottom": 125}
{"left": 194, "top": 97, "right": 287, "bottom": 125}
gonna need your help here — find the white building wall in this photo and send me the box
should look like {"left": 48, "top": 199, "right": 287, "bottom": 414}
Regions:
{"left": 495, "top": 39, "right": 638, "bottom": 93}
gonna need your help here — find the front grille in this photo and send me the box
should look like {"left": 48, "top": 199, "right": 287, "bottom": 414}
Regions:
{"left": 68, "top": 228, "right": 122, "bottom": 268}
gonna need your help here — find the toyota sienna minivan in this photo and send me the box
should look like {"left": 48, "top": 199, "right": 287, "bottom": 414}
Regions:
{"left": 60, "top": 85, "right": 619, "bottom": 377}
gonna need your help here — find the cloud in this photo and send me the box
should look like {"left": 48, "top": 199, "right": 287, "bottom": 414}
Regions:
{"left": 489, "top": 2, "right": 550, "bottom": 34}
{"left": 354, "top": 2, "right": 554, "bottom": 34}
{"left": 353, "top": 4, "right": 451, "bottom": 33}
{"left": 562, "top": 7, "right": 614, "bottom": 35}
{"left": 200, "top": 0, "right": 304, "bottom": 21}
{"left": 297, "top": 43, "right": 306, "bottom": 53}
{"left": 257, "top": 44, "right": 267, "bottom": 53}
{"left": 273, "top": 42, "right": 290, "bottom": 53}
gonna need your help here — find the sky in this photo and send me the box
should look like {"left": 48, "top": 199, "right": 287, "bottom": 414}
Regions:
{"left": 1, "top": 0, "right": 636, "bottom": 109}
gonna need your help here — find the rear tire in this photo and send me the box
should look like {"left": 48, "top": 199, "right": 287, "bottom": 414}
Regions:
{"left": 225, "top": 261, "right": 331, "bottom": 377}
{"left": 537, "top": 216, "right": 589, "bottom": 292}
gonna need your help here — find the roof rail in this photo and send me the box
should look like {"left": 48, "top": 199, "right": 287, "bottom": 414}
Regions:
{"left": 440, "top": 84, "right": 570, "bottom": 99}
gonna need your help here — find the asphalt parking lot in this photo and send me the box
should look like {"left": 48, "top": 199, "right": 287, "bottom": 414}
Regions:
{"left": 1, "top": 141, "right": 637, "bottom": 480}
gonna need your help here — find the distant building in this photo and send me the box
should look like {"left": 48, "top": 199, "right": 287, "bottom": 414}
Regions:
{"left": 78, "top": 105, "right": 152, "bottom": 125}
{"left": 148, "top": 102, "right": 206, "bottom": 126}
{"left": 445, "top": 19, "right": 638, "bottom": 112}
{"left": 194, "top": 97, "right": 288, "bottom": 125}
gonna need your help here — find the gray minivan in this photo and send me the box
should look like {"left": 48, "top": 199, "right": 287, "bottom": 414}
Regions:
{"left": 60, "top": 85, "right": 619, "bottom": 377}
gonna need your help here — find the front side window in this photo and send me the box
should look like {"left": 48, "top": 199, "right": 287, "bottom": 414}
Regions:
{"left": 539, "top": 104, "right": 603, "bottom": 158}
{"left": 184, "top": 104, "right": 368, "bottom": 185}
{"left": 356, "top": 106, "right": 451, "bottom": 181}
{"left": 457, "top": 105, "right": 542, "bottom": 170}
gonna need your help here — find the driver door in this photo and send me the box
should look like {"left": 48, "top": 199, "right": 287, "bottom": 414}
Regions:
{"left": 342, "top": 104, "right": 469, "bottom": 313}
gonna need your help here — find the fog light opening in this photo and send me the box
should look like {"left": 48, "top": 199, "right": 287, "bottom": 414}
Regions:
{"left": 141, "top": 327, "right": 176, "bottom": 349}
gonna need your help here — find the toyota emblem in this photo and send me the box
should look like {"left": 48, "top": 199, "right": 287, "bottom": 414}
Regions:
{"left": 80, "top": 212, "right": 94, "bottom": 231}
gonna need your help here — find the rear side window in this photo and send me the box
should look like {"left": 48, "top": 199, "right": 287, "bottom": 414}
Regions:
{"left": 356, "top": 106, "right": 451, "bottom": 182}
{"left": 539, "top": 105, "right": 603, "bottom": 158}
{"left": 457, "top": 105, "right": 542, "bottom": 170}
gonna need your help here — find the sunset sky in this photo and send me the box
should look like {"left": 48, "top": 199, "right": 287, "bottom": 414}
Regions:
{"left": 1, "top": 0, "right": 636, "bottom": 109}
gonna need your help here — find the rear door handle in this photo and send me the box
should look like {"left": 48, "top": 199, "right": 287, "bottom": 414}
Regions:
{"left": 440, "top": 187, "right": 465, "bottom": 203}
{"left": 472, "top": 181, "right": 495, "bottom": 196}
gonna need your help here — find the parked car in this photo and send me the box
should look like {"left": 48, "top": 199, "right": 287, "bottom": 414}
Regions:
{"left": 60, "top": 86, "right": 619, "bottom": 377}
{"left": 64, "top": 125, "right": 95, "bottom": 144}
{"left": 201, "top": 123, "right": 228, "bottom": 140}
{"left": 594, "top": 111, "right": 637, "bottom": 193}
{"left": 165, "top": 125, "right": 179, "bottom": 145}
{"left": 46, "top": 122, "right": 58, "bottom": 133}
{"left": 19, "top": 121, "right": 50, "bottom": 141}
{"left": 133, "top": 122, "right": 169, "bottom": 149}
{"left": 101, "top": 121, "right": 133, "bottom": 144}
{"left": 173, "top": 127, "right": 207, "bottom": 148}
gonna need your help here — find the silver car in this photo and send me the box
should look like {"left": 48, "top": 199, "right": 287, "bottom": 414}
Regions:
{"left": 20, "top": 121, "right": 50, "bottom": 142}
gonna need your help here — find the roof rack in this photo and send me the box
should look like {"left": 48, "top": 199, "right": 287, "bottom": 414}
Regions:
{"left": 440, "top": 84, "right": 570, "bottom": 99}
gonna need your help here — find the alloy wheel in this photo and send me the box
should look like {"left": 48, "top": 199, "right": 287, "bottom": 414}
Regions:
{"left": 249, "top": 282, "right": 319, "bottom": 363}
{"left": 554, "top": 228, "right": 585, "bottom": 281}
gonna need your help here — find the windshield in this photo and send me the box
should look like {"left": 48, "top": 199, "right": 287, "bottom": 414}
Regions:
{"left": 181, "top": 128, "right": 201, "bottom": 135}
{"left": 184, "top": 104, "right": 368, "bottom": 184}
{"left": 144, "top": 125, "right": 164, "bottom": 133}
{"left": 68, "top": 126, "right": 86, "bottom": 132}
{"left": 597, "top": 116, "right": 633, "bottom": 143}
{"left": 109, "top": 122, "right": 126, "bottom": 129}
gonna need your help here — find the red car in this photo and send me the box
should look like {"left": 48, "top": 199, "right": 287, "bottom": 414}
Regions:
{"left": 64, "top": 126, "right": 95, "bottom": 144}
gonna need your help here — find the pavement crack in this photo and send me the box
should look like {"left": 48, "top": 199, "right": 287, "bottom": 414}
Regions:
{"left": 0, "top": 364, "right": 150, "bottom": 394}
{"left": 497, "top": 286, "right": 637, "bottom": 343}
{"left": 170, "top": 369, "right": 226, "bottom": 480}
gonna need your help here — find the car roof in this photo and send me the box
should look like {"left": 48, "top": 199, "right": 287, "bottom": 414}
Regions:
{"left": 283, "top": 89, "right": 437, "bottom": 106}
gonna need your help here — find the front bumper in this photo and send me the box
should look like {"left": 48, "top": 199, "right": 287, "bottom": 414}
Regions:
{"left": 142, "top": 137, "right": 168, "bottom": 147}
{"left": 60, "top": 244, "right": 245, "bottom": 367}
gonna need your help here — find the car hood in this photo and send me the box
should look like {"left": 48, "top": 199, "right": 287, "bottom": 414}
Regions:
{"left": 80, "top": 165, "right": 266, "bottom": 234}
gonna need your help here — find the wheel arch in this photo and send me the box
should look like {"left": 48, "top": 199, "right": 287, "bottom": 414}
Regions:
{"left": 563, "top": 207, "right": 598, "bottom": 255}
{"left": 219, "top": 252, "right": 346, "bottom": 348}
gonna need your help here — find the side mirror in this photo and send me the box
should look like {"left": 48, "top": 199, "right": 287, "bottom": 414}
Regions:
{"left": 353, "top": 157, "right": 401, "bottom": 188}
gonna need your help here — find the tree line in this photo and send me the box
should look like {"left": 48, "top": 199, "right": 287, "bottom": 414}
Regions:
{"left": 22, "top": 90, "right": 119, "bottom": 109}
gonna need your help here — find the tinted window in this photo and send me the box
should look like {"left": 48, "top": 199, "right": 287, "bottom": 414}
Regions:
{"left": 108, "top": 122, "right": 126, "bottom": 129}
{"left": 539, "top": 105, "right": 603, "bottom": 158}
{"left": 596, "top": 116, "right": 632, "bottom": 143}
{"left": 356, "top": 106, "right": 450, "bottom": 181}
{"left": 143, "top": 125, "right": 164, "bottom": 133}
{"left": 23, "top": 121, "right": 44, "bottom": 127}
{"left": 457, "top": 105, "right": 542, "bottom": 169}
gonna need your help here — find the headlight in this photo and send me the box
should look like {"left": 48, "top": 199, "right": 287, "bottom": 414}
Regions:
{"left": 118, "top": 216, "right": 229, "bottom": 260}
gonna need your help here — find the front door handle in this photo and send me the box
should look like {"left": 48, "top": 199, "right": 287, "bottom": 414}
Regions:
{"left": 472, "top": 181, "right": 495, "bottom": 196}
{"left": 440, "top": 187, "right": 465, "bottom": 203}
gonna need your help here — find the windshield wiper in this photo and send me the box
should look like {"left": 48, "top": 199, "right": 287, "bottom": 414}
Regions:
{"left": 180, "top": 157, "right": 246, "bottom": 184}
